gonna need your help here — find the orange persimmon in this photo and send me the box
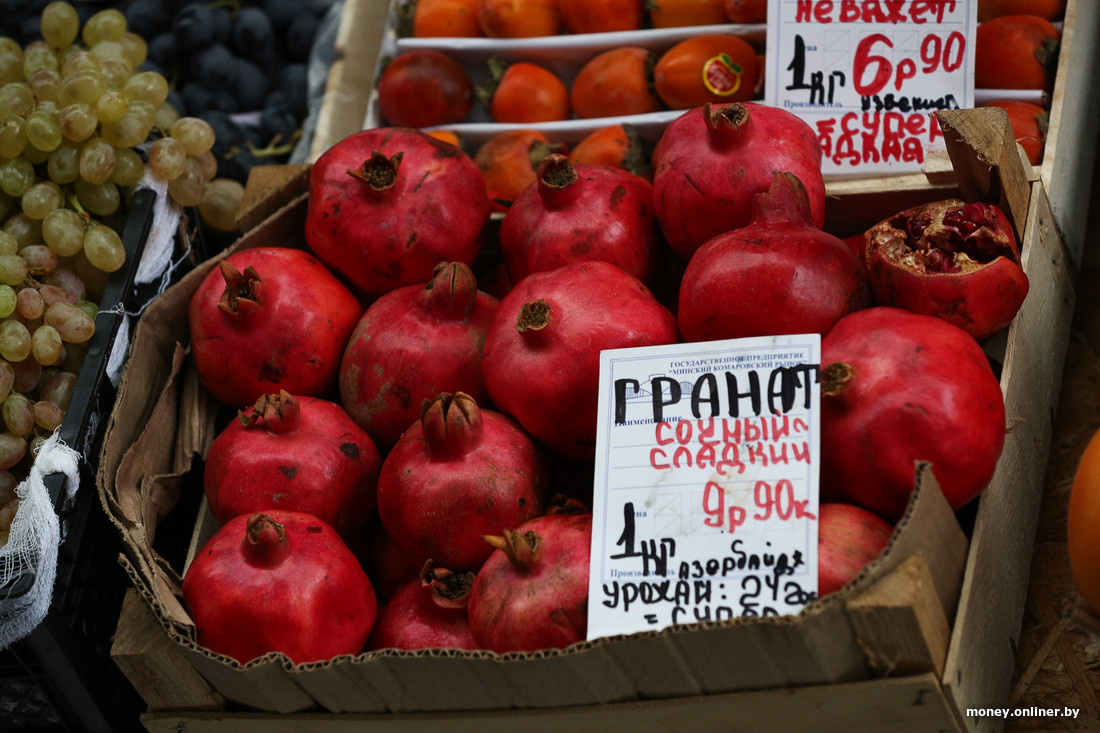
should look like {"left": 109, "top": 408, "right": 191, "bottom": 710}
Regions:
{"left": 413, "top": 0, "right": 483, "bottom": 37}
{"left": 977, "top": 0, "right": 1066, "bottom": 21}
{"left": 426, "top": 129, "right": 463, "bottom": 148}
{"left": 474, "top": 130, "right": 567, "bottom": 211}
{"left": 569, "top": 123, "right": 652, "bottom": 179}
{"left": 648, "top": 0, "right": 727, "bottom": 28}
{"left": 653, "top": 34, "right": 760, "bottom": 109}
{"left": 723, "top": 0, "right": 766, "bottom": 23}
{"left": 975, "top": 14, "right": 1060, "bottom": 90}
{"left": 982, "top": 99, "right": 1047, "bottom": 164}
{"left": 1069, "top": 426, "right": 1100, "bottom": 616}
{"left": 481, "top": 60, "right": 570, "bottom": 123}
{"left": 477, "top": 0, "right": 561, "bottom": 38}
{"left": 560, "top": 0, "right": 644, "bottom": 33}
{"left": 571, "top": 47, "right": 663, "bottom": 119}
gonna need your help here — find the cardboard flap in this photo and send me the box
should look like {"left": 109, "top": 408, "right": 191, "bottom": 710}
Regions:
{"left": 852, "top": 463, "right": 968, "bottom": 620}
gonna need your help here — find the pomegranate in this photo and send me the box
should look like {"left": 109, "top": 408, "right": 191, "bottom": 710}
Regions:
{"left": 499, "top": 153, "right": 668, "bottom": 289}
{"left": 467, "top": 512, "right": 592, "bottom": 653}
{"left": 817, "top": 503, "right": 894, "bottom": 598}
{"left": 203, "top": 391, "right": 382, "bottom": 536}
{"left": 305, "top": 127, "right": 490, "bottom": 299}
{"left": 182, "top": 511, "right": 377, "bottom": 665}
{"left": 481, "top": 261, "right": 680, "bottom": 459}
{"left": 188, "top": 247, "right": 362, "bottom": 408}
{"left": 677, "top": 172, "right": 871, "bottom": 342}
{"left": 821, "top": 306, "right": 1007, "bottom": 520}
{"left": 339, "top": 262, "right": 499, "bottom": 451}
{"left": 652, "top": 102, "right": 825, "bottom": 261}
{"left": 367, "top": 562, "right": 479, "bottom": 651}
{"left": 864, "top": 199, "right": 1029, "bottom": 342}
{"left": 376, "top": 392, "right": 545, "bottom": 572}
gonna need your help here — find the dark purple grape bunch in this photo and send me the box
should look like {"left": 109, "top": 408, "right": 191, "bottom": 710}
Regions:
{"left": 127, "top": 0, "right": 333, "bottom": 184}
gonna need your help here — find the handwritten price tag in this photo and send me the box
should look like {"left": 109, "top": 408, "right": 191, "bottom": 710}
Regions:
{"left": 764, "top": 0, "right": 977, "bottom": 176}
{"left": 586, "top": 336, "right": 821, "bottom": 641}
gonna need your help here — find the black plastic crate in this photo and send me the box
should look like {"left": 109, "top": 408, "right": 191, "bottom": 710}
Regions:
{"left": 0, "top": 188, "right": 157, "bottom": 733}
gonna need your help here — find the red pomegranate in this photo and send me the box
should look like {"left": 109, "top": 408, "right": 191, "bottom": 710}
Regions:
{"left": 467, "top": 512, "right": 592, "bottom": 653}
{"left": 499, "top": 153, "right": 668, "bottom": 289}
{"left": 376, "top": 392, "right": 545, "bottom": 572}
{"left": 305, "top": 127, "right": 490, "bottom": 299}
{"left": 864, "top": 198, "right": 1029, "bottom": 342}
{"left": 203, "top": 391, "right": 382, "bottom": 536}
{"left": 188, "top": 247, "right": 362, "bottom": 408}
{"left": 817, "top": 503, "right": 894, "bottom": 598}
{"left": 677, "top": 172, "right": 871, "bottom": 342}
{"left": 339, "top": 261, "right": 499, "bottom": 451}
{"left": 367, "top": 562, "right": 479, "bottom": 651}
{"left": 820, "top": 307, "right": 1007, "bottom": 520}
{"left": 182, "top": 511, "right": 377, "bottom": 665}
{"left": 481, "top": 261, "right": 680, "bottom": 459}
{"left": 652, "top": 102, "right": 825, "bottom": 261}
{"left": 646, "top": 101, "right": 822, "bottom": 260}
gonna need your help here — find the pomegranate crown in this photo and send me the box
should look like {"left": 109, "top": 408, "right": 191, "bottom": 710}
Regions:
{"left": 420, "top": 392, "right": 484, "bottom": 458}
{"left": 217, "top": 259, "right": 265, "bottom": 317}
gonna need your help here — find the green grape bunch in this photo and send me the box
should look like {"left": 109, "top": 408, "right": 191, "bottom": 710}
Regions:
{"left": 0, "top": 1, "right": 220, "bottom": 514}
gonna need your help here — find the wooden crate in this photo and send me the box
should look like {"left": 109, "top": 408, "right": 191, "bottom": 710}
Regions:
{"left": 308, "top": 0, "right": 1097, "bottom": 212}
{"left": 99, "top": 105, "right": 1074, "bottom": 732}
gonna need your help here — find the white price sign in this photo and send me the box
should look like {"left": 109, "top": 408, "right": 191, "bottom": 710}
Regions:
{"left": 586, "top": 336, "right": 821, "bottom": 641}
{"left": 764, "top": 0, "right": 977, "bottom": 176}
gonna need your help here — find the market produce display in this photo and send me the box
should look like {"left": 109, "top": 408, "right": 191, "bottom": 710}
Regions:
{"left": 177, "top": 91, "right": 1034, "bottom": 663}
{"left": 5, "top": 1, "right": 1092, "bottom": 729}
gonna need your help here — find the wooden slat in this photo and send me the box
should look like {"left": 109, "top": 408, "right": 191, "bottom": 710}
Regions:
{"left": 139, "top": 673, "right": 960, "bottom": 733}
{"left": 847, "top": 553, "right": 951, "bottom": 679}
{"left": 111, "top": 589, "right": 224, "bottom": 713}
{"left": 1039, "top": 0, "right": 1100, "bottom": 268}
{"left": 943, "top": 182, "right": 1076, "bottom": 733}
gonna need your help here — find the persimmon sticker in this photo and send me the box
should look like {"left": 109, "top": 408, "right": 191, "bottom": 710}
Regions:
{"left": 702, "top": 54, "right": 743, "bottom": 96}
{"left": 764, "top": 0, "right": 976, "bottom": 175}
{"left": 586, "top": 335, "right": 821, "bottom": 641}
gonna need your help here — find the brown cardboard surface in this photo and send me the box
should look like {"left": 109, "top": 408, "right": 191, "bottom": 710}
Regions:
{"left": 101, "top": 106, "right": 1053, "bottom": 723}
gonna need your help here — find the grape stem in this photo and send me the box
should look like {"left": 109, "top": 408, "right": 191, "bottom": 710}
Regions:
{"left": 248, "top": 131, "right": 301, "bottom": 159}
{"left": 66, "top": 193, "right": 91, "bottom": 224}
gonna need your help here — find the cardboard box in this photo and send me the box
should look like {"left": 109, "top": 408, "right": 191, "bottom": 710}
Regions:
{"left": 97, "top": 105, "right": 1074, "bottom": 732}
